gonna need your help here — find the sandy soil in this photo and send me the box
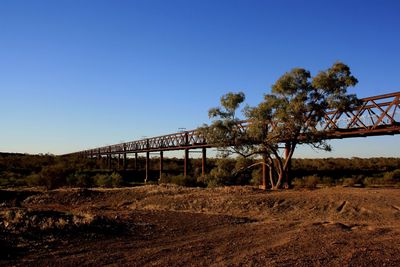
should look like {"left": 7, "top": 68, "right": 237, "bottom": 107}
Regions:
{"left": 1, "top": 185, "right": 400, "bottom": 266}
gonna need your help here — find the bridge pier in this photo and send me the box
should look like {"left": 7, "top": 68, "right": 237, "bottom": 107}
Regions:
{"left": 159, "top": 151, "right": 163, "bottom": 181}
{"left": 184, "top": 149, "right": 189, "bottom": 177}
{"left": 108, "top": 146, "right": 112, "bottom": 170}
{"left": 135, "top": 153, "right": 138, "bottom": 170}
{"left": 117, "top": 154, "right": 121, "bottom": 169}
{"left": 202, "top": 148, "right": 206, "bottom": 177}
{"left": 123, "top": 153, "right": 127, "bottom": 170}
{"left": 107, "top": 154, "right": 111, "bottom": 170}
{"left": 145, "top": 152, "right": 150, "bottom": 183}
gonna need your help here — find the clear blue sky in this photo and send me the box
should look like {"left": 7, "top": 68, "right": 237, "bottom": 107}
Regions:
{"left": 0, "top": 0, "right": 399, "bottom": 157}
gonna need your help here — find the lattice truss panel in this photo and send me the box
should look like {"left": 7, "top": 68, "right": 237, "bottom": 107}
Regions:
{"left": 321, "top": 92, "right": 400, "bottom": 137}
{"left": 73, "top": 92, "right": 400, "bottom": 157}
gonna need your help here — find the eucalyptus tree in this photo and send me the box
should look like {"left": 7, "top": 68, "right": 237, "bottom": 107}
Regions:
{"left": 201, "top": 62, "right": 359, "bottom": 189}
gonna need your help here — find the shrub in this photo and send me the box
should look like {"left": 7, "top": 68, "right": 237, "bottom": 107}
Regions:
{"left": 383, "top": 169, "right": 400, "bottom": 183}
{"left": 342, "top": 177, "right": 356, "bottom": 187}
{"left": 26, "top": 173, "right": 44, "bottom": 187}
{"left": 67, "top": 172, "right": 94, "bottom": 188}
{"left": 304, "top": 175, "right": 320, "bottom": 189}
{"left": 363, "top": 177, "right": 379, "bottom": 187}
{"left": 291, "top": 177, "right": 304, "bottom": 188}
{"left": 94, "top": 174, "right": 112, "bottom": 187}
{"left": 110, "top": 172, "right": 124, "bottom": 187}
{"left": 320, "top": 176, "right": 334, "bottom": 186}
{"left": 205, "top": 174, "right": 225, "bottom": 188}
{"left": 250, "top": 168, "right": 262, "bottom": 186}
{"left": 159, "top": 174, "right": 197, "bottom": 187}
{"left": 39, "top": 164, "right": 72, "bottom": 189}
{"left": 207, "top": 158, "right": 236, "bottom": 186}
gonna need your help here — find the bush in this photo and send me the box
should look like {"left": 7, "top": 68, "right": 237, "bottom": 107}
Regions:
{"left": 342, "top": 178, "right": 356, "bottom": 187}
{"left": 304, "top": 175, "right": 320, "bottom": 189}
{"left": 321, "top": 176, "right": 334, "bottom": 186}
{"left": 110, "top": 172, "right": 124, "bottom": 187}
{"left": 292, "top": 177, "right": 304, "bottom": 188}
{"left": 159, "top": 174, "right": 197, "bottom": 187}
{"left": 250, "top": 168, "right": 262, "bottom": 186}
{"left": 67, "top": 172, "right": 94, "bottom": 188}
{"left": 207, "top": 158, "right": 236, "bottom": 186}
{"left": 364, "top": 172, "right": 400, "bottom": 187}
{"left": 204, "top": 174, "right": 225, "bottom": 188}
{"left": 363, "top": 177, "right": 379, "bottom": 187}
{"left": 383, "top": 169, "right": 400, "bottom": 183}
{"left": 26, "top": 173, "right": 45, "bottom": 187}
{"left": 38, "top": 164, "right": 72, "bottom": 189}
{"left": 94, "top": 174, "right": 112, "bottom": 187}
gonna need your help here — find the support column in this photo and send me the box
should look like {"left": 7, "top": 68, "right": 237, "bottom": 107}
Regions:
{"left": 201, "top": 148, "right": 207, "bottom": 177}
{"left": 123, "top": 145, "right": 127, "bottom": 170}
{"left": 159, "top": 151, "right": 163, "bottom": 181}
{"left": 145, "top": 152, "right": 150, "bottom": 183}
{"left": 134, "top": 153, "right": 138, "bottom": 170}
{"left": 108, "top": 146, "right": 112, "bottom": 169}
{"left": 118, "top": 154, "right": 121, "bottom": 169}
{"left": 107, "top": 155, "right": 111, "bottom": 169}
{"left": 184, "top": 149, "right": 189, "bottom": 177}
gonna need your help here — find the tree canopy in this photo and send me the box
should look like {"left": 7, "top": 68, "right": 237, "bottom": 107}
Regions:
{"left": 200, "top": 62, "right": 360, "bottom": 189}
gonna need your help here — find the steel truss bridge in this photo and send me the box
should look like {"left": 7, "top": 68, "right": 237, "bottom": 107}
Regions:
{"left": 66, "top": 91, "right": 400, "bottom": 181}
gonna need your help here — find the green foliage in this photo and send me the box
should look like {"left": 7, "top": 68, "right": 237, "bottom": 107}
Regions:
{"left": 208, "top": 158, "right": 236, "bottom": 186}
{"left": 1, "top": 152, "right": 399, "bottom": 190}
{"left": 291, "top": 176, "right": 321, "bottom": 189}
{"left": 291, "top": 178, "right": 305, "bottom": 188}
{"left": 303, "top": 175, "right": 320, "bottom": 189}
{"left": 26, "top": 173, "right": 44, "bottom": 187}
{"left": 320, "top": 176, "right": 334, "bottom": 186}
{"left": 67, "top": 172, "right": 94, "bottom": 188}
{"left": 363, "top": 177, "right": 379, "bottom": 187}
{"left": 110, "top": 172, "right": 124, "bottom": 187}
{"left": 39, "top": 164, "right": 73, "bottom": 189}
{"left": 383, "top": 169, "right": 400, "bottom": 182}
{"left": 202, "top": 62, "right": 360, "bottom": 189}
{"left": 159, "top": 174, "right": 198, "bottom": 187}
{"left": 250, "top": 168, "right": 262, "bottom": 186}
{"left": 94, "top": 174, "right": 112, "bottom": 187}
{"left": 342, "top": 178, "right": 356, "bottom": 187}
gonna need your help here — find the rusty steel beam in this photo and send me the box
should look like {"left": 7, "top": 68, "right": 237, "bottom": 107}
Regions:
{"left": 134, "top": 153, "right": 138, "bottom": 170}
{"left": 184, "top": 149, "right": 189, "bottom": 177}
{"left": 145, "top": 152, "right": 149, "bottom": 183}
{"left": 66, "top": 91, "right": 400, "bottom": 158}
{"left": 202, "top": 148, "right": 207, "bottom": 177}
{"left": 159, "top": 151, "right": 163, "bottom": 181}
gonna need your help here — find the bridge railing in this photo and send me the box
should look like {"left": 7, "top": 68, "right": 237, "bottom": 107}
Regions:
{"left": 321, "top": 91, "right": 399, "bottom": 138}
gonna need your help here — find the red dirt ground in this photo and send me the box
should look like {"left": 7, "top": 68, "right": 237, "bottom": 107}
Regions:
{"left": 1, "top": 185, "right": 400, "bottom": 266}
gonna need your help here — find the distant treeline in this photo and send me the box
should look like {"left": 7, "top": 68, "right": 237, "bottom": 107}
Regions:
{"left": 0, "top": 153, "right": 399, "bottom": 189}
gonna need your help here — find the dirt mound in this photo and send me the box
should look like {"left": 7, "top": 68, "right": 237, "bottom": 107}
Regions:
{"left": 0, "top": 208, "right": 122, "bottom": 235}
{"left": 0, "top": 189, "right": 40, "bottom": 207}
{"left": 24, "top": 188, "right": 104, "bottom": 206}
{"left": 0, "top": 207, "right": 126, "bottom": 261}
{"left": 20, "top": 185, "right": 400, "bottom": 225}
